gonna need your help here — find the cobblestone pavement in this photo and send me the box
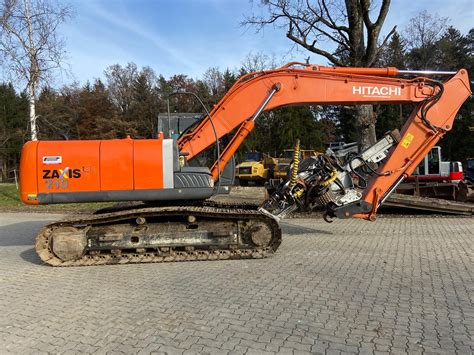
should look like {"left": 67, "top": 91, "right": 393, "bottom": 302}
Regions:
{"left": 0, "top": 212, "right": 472, "bottom": 354}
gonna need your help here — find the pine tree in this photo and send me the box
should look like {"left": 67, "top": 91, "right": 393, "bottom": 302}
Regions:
{"left": 434, "top": 27, "right": 474, "bottom": 163}
{"left": 0, "top": 83, "right": 28, "bottom": 179}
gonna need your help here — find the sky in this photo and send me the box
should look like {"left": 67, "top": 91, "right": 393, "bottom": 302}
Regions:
{"left": 58, "top": 0, "right": 473, "bottom": 85}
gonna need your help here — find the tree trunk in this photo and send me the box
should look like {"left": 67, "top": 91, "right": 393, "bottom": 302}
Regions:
{"left": 354, "top": 105, "right": 377, "bottom": 151}
{"left": 1, "top": 159, "right": 7, "bottom": 182}
{"left": 28, "top": 83, "right": 37, "bottom": 141}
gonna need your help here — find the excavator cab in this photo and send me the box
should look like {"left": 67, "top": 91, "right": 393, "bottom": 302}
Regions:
{"left": 466, "top": 158, "right": 474, "bottom": 182}
{"left": 409, "top": 146, "right": 464, "bottom": 183}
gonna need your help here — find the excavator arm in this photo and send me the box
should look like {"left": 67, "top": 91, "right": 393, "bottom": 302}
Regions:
{"left": 178, "top": 63, "right": 471, "bottom": 220}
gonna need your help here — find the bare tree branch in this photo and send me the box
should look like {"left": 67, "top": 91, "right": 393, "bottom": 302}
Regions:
{"left": 242, "top": 0, "right": 396, "bottom": 149}
{"left": 360, "top": 0, "right": 392, "bottom": 66}
{"left": 287, "top": 30, "right": 345, "bottom": 66}
{"left": 376, "top": 24, "right": 397, "bottom": 57}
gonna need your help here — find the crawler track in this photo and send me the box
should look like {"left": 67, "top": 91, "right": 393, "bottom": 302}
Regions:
{"left": 35, "top": 202, "right": 281, "bottom": 267}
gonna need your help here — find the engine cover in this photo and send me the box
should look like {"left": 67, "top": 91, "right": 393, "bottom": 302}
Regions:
{"left": 19, "top": 137, "right": 215, "bottom": 205}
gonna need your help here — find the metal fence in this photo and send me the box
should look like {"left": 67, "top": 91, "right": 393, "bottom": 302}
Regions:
{"left": 0, "top": 168, "right": 19, "bottom": 188}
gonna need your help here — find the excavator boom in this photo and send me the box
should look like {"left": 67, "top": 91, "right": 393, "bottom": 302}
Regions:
{"left": 178, "top": 63, "right": 470, "bottom": 220}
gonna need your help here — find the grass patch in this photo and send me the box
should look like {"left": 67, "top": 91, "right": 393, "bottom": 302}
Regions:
{"left": 0, "top": 183, "right": 21, "bottom": 206}
{"left": 0, "top": 183, "right": 113, "bottom": 212}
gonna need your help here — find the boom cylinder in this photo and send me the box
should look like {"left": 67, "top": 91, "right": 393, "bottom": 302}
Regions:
{"left": 210, "top": 84, "right": 281, "bottom": 180}
{"left": 318, "top": 67, "right": 457, "bottom": 77}
{"left": 398, "top": 70, "right": 457, "bottom": 76}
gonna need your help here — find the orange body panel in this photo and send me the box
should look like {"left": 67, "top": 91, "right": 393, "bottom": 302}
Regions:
{"left": 100, "top": 139, "right": 134, "bottom": 191}
{"left": 19, "top": 141, "right": 39, "bottom": 204}
{"left": 37, "top": 140, "right": 101, "bottom": 193}
{"left": 133, "top": 140, "right": 164, "bottom": 189}
{"left": 20, "top": 138, "right": 166, "bottom": 204}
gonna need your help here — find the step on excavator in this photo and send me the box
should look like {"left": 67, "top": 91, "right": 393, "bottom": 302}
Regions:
{"left": 19, "top": 63, "right": 471, "bottom": 266}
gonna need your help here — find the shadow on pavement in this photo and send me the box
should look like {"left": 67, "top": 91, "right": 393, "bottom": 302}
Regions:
{"left": 281, "top": 222, "right": 333, "bottom": 236}
{"left": 0, "top": 221, "right": 47, "bottom": 246}
{"left": 20, "top": 247, "right": 43, "bottom": 265}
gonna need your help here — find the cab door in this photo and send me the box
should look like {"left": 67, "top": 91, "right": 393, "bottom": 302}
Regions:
{"left": 427, "top": 147, "right": 441, "bottom": 175}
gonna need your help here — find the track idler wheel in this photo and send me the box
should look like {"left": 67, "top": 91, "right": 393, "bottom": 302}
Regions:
{"left": 51, "top": 226, "right": 87, "bottom": 261}
{"left": 246, "top": 222, "right": 273, "bottom": 247}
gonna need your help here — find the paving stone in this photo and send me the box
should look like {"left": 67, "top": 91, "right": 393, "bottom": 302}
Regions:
{"left": 0, "top": 213, "right": 472, "bottom": 354}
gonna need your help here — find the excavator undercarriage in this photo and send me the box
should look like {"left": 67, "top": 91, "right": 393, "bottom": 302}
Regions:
{"left": 35, "top": 202, "right": 281, "bottom": 266}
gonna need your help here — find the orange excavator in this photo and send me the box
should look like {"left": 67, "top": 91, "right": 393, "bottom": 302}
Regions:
{"left": 19, "top": 63, "right": 471, "bottom": 266}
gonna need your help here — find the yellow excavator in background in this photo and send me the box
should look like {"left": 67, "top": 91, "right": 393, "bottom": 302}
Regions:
{"left": 236, "top": 151, "right": 278, "bottom": 185}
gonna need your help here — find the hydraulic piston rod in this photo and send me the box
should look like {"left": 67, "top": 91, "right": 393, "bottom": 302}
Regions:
{"left": 398, "top": 69, "right": 457, "bottom": 76}
{"left": 210, "top": 83, "right": 281, "bottom": 180}
{"left": 250, "top": 83, "right": 281, "bottom": 121}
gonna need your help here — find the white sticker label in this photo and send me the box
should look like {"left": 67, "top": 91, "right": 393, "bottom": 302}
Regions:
{"left": 352, "top": 86, "right": 401, "bottom": 97}
{"left": 42, "top": 156, "right": 62, "bottom": 165}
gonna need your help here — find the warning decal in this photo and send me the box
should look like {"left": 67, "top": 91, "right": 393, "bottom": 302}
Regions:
{"left": 401, "top": 133, "right": 414, "bottom": 149}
